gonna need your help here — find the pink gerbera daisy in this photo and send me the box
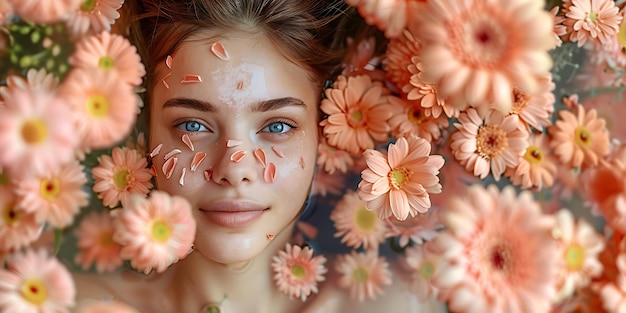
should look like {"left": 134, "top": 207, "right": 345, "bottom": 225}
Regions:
{"left": 345, "top": 0, "right": 424, "bottom": 38}
{"left": 450, "top": 109, "right": 529, "bottom": 180}
{"left": 549, "top": 105, "right": 610, "bottom": 168}
{"left": 582, "top": 160, "right": 626, "bottom": 233}
{"left": 0, "top": 89, "right": 78, "bottom": 178}
{"left": 0, "top": 249, "right": 75, "bottom": 313}
{"left": 551, "top": 6, "right": 568, "bottom": 48}
{"left": 60, "top": 69, "right": 137, "bottom": 150}
{"left": 92, "top": 146, "right": 153, "bottom": 209}
{"left": 66, "top": 0, "right": 124, "bottom": 37}
{"left": 0, "top": 188, "right": 43, "bottom": 252}
{"left": 335, "top": 250, "right": 392, "bottom": 302}
{"left": 387, "top": 96, "right": 449, "bottom": 143}
{"left": 0, "top": 69, "right": 59, "bottom": 101}
{"left": 7, "top": 0, "right": 81, "bottom": 24}
{"left": 599, "top": 253, "right": 626, "bottom": 313}
{"left": 75, "top": 211, "right": 123, "bottom": 273}
{"left": 384, "top": 29, "right": 422, "bottom": 93}
{"left": 15, "top": 161, "right": 89, "bottom": 228}
{"left": 404, "top": 62, "right": 459, "bottom": 119}
{"left": 403, "top": 241, "right": 441, "bottom": 301}
{"left": 330, "top": 189, "right": 387, "bottom": 250}
{"left": 311, "top": 166, "right": 347, "bottom": 197}
{"left": 411, "top": 0, "right": 554, "bottom": 113}
{"left": 320, "top": 75, "right": 393, "bottom": 155}
{"left": 507, "top": 74, "right": 555, "bottom": 132}
{"left": 112, "top": 191, "right": 196, "bottom": 274}
{"left": 272, "top": 243, "right": 327, "bottom": 301}
{"left": 70, "top": 31, "right": 145, "bottom": 86}
{"left": 564, "top": 0, "right": 622, "bottom": 47}
{"left": 358, "top": 135, "right": 445, "bottom": 221}
{"left": 506, "top": 133, "right": 557, "bottom": 190}
{"left": 317, "top": 138, "right": 354, "bottom": 175}
{"left": 433, "top": 185, "right": 559, "bottom": 313}
{"left": 385, "top": 209, "right": 442, "bottom": 248}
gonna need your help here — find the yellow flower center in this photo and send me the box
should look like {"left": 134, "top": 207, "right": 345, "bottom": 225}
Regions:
{"left": 355, "top": 205, "right": 377, "bottom": 232}
{"left": 20, "top": 279, "right": 48, "bottom": 305}
{"left": 290, "top": 264, "right": 307, "bottom": 279}
{"left": 510, "top": 88, "right": 530, "bottom": 115}
{"left": 0, "top": 172, "right": 9, "bottom": 186}
{"left": 348, "top": 107, "right": 365, "bottom": 127}
{"left": 39, "top": 178, "right": 61, "bottom": 201}
{"left": 418, "top": 261, "right": 435, "bottom": 280}
{"left": 476, "top": 124, "right": 507, "bottom": 159}
{"left": 407, "top": 106, "right": 427, "bottom": 125}
{"left": 151, "top": 221, "right": 172, "bottom": 242}
{"left": 565, "top": 244, "right": 585, "bottom": 271}
{"left": 523, "top": 145, "right": 543, "bottom": 164}
{"left": 113, "top": 169, "right": 130, "bottom": 190}
{"left": 2, "top": 204, "right": 19, "bottom": 225}
{"left": 80, "top": 0, "right": 97, "bottom": 12}
{"left": 588, "top": 12, "right": 598, "bottom": 22}
{"left": 618, "top": 22, "right": 626, "bottom": 48}
{"left": 21, "top": 119, "right": 48, "bottom": 145}
{"left": 574, "top": 126, "right": 592, "bottom": 148}
{"left": 98, "top": 56, "right": 115, "bottom": 70}
{"left": 352, "top": 267, "right": 369, "bottom": 283}
{"left": 99, "top": 231, "right": 114, "bottom": 246}
{"left": 86, "top": 94, "right": 110, "bottom": 118}
{"left": 388, "top": 167, "right": 413, "bottom": 190}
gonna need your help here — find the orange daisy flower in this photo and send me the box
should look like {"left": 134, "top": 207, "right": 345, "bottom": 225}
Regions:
{"left": 272, "top": 243, "right": 327, "bottom": 301}
{"left": 551, "top": 6, "right": 568, "bottom": 48}
{"left": 384, "top": 29, "right": 422, "bottom": 91}
{"left": 508, "top": 74, "right": 555, "bottom": 132}
{"left": 564, "top": 0, "right": 622, "bottom": 47}
{"left": 335, "top": 250, "right": 392, "bottom": 302}
{"left": 387, "top": 96, "right": 449, "bottom": 143}
{"left": 345, "top": 0, "right": 424, "bottom": 38}
{"left": 8, "top": 0, "right": 81, "bottom": 24}
{"left": 404, "top": 62, "right": 459, "bottom": 119}
{"left": 582, "top": 160, "right": 626, "bottom": 233}
{"left": 66, "top": 0, "right": 124, "bottom": 37}
{"left": 330, "top": 190, "right": 387, "bottom": 250}
{"left": 358, "top": 136, "right": 444, "bottom": 221}
{"left": 316, "top": 138, "right": 354, "bottom": 175}
{"left": 385, "top": 210, "right": 442, "bottom": 248}
{"left": 506, "top": 133, "right": 557, "bottom": 190}
{"left": 0, "top": 188, "right": 42, "bottom": 252}
{"left": 75, "top": 211, "right": 123, "bottom": 273}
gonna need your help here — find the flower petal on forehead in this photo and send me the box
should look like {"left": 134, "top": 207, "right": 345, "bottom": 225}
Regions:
{"left": 272, "top": 145, "right": 285, "bottom": 158}
{"left": 203, "top": 169, "right": 213, "bottom": 182}
{"left": 227, "top": 140, "right": 243, "bottom": 148}
{"left": 190, "top": 152, "right": 207, "bottom": 172}
{"left": 164, "top": 149, "right": 182, "bottom": 160}
{"left": 254, "top": 148, "right": 267, "bottom": 168}
{"left": 264, "top": 162, "right": 277, "bottom": 183}
{"left": 181, "top": 74, "right": 202, "bottom": 84}
{"left": 162, "top": 157, "right": 178, "bottom": 179}
{"left": 166, "top": 55, "right": 173, "bottom": 69}
{"left": 230, "top": 150, "right": 246, "bottom": 163}
{"left": 237, "top": 81, "right": 245, "bottom": 89}
{"left": 210, "top": 42, "right": 230, "bottom": 61}
{"left": 179, "top": 168, "right": 187, "bottom": 186}
{"left": 149, "top": 144, "right": 163, "bottom": 158}
{"left": 181, "top": 134, "right": 194, "bottom": 151}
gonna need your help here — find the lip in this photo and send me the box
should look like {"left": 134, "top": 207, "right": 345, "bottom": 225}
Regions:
{"left": 199, "top": 200, "right": 267, "bottom": 228}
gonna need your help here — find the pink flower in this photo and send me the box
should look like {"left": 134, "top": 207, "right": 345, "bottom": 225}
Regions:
{"left": 507, "top": 74, "right": 555, "bottom": 132}
{"left": 92, "top": 147, "right": 153, "bottom": 209}
{"left": 330, "top": 189, "right": 388, "bottom": 250}
{"left": 74, "top": 300, "right": 139, "bottom": 313}
{"left": 505, "top": 133, "right": 557, "bottom": 190}
{"left": 433, "top": 185, "right": 559, "bottom": 313}
{"left": 551, "top": 6, "right": 568, "bottom": 48}
{"left": 272, "top": 243, "right": 327, "bottom": 301}
{"left": 0, "top": 188, "right": 43, "bottom": 252}
{"left": 0, "top": 69, "right": 59, "bottom": 101}
{"left": 74, "top": 211, "right": 123, "bottom": 273}
{"left": 358, "top": 135, "right": 444, "bottom": 220}
{"left": 404, "top": 62, "right": 459, "bottom": 119}
{"left": 112, "top": 191, "right": 196, "bottom": 274}
{"left": 8, "top": 0, "right": 81, "bottom": 24}
{"left": 385, "top": 209, "right": 442, "bottom": 248}
{"left": 403, "top": 241, "right": 441, "bottom": 301}
{"left": 388, "top": 96, "right": 449, "bottom": 143}
{"left": 345, "top": 0, "right": 424, "bottom": 38}
{"left": 316, "top": 138, "right": 354, "bottom": 175}
{"left": 335, "top": 250, "right": 392, "bottom": 301}
{"left": 15, "top": 161, "right": 89, "bottom": 228}
{"left": 66, "top": 0, "right": 124, "bottom": 37}
{"left": 384, "top": 29, "right": 422, "bottom": 93}
{"left": 310, "top": 166, "right": 347, "bottom": 197}
{"left": 0, "top": 249, "right": 75, "bottom": 313}
{"left": 599, "top": 253, "right": 626, "bottom": 313}
{"left": 564, "top": 0, "right": 622, "bottom": 47}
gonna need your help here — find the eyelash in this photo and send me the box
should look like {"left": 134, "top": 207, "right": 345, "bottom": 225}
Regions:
{"left": 261, "top": 118, "right": 297, "bottom": 134}
{"left": 175, "top": 120, "right": 210, "bottom": 133}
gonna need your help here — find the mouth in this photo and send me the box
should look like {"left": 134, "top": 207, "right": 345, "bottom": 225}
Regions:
{"left": 199, "top": 200, "right": 268, "bottom": 228}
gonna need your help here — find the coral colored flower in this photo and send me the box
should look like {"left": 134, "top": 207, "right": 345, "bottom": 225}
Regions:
{"left": 0, "top": 249, "right": 75, "bottom": 313}
{"left": 92, "top": 147, "right": 153, "bottom": 209}
{"left": 551, "top": 6, "right": 568, "bottom": 48}
{"left": 15, "top": 161, "right": 89, "bottom": 228}
{"left": 583, "top": 160, "right": 626, "bottom": 233}
{"left": 7, "top": 0, "right": 81, "bottom": 24}
{"left": 582, "top": 91, "right": 626, "bottom": 142}
{"left": 506, "top": 133, "right": 557, "bottom": 190}
{"left": 599, "top": 254, "right": 626, "bottom": 313}
{"left": 552, "top": 209, "right": 605, "bottom": 302}
{"left": 403, "top": 241, "right": 441, "bottom": 301}
{"left": 335, "top": 250, "right": 392, "bottom": 301}
{"left": 358, "top": 136, "right": 444, "bottom": 221}
{"left": 385, "top": 29, "right": 422, "bottom": 92}
{"left": 330, "top": 190, "right": 387, "bottom": 250}
{"left": 310, "top": 167, "right": 347, "bottom": 197}
{"left": 272, "top": 243, "right": 327, "bottom": 301}
{"left": 412, "top": 0, "right": 554, "bottom": 113}
{"left": 0, "top": 188, "right": 42, "bottom": 252}
{"left": 388, "top": 96, "right": 449, "bottom": 143}
{"left": 341, "top": 37, "right": 386, "bottom": 80}
{"left": 75, "top": 211, "right": 123, "bottom": 273}
{"left": 60, "top": 69, "right": 137, "bottom": 150}
{"left": 67, "top": 0, "right": 124, "bottom": 37}
{"left": 450, "top": 109, "right": 529, "bottom": 180}
{"left": 433, "top": 185, "right": 559, "bottom": 313}
{"left": 317, "top": 138, "right": 354, "bottom": 175}
{"left": 507, "top": 74, "right": 555, "bottom": 131}
{"left": 385, "top": 209, "right": 442, "bottom": 248}
{"left": 112, "top": 191, "right": 196, "bottom": 274}
{"left": 404, "top": 62, "right": 459, "bottom": 119}
{"left": 549, "top": 105, "right": 610, "bottom": 168}
{"left": 345, "top": 0, "right": 423, "bottom": 38}
{"left": 0, "top": 69, "right": 59, "bottom": 102}
{"left": 430, "top": 141, "right": 480, "bottom": 209}
{"left": 74, "top": 300, "right": 140, "bottom": 313}
{"left": 320, "top": 75, "right": 393, "bottom": 155}
{"left": 564, "top": 0, "right": 622, "bottom": 47}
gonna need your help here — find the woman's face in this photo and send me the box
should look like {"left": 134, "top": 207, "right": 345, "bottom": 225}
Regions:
{"left": 149, "top": 31, "right": 320, "bottom": 264}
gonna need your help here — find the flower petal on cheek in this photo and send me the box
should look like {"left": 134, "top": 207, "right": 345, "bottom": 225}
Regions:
{"left": 227, "top": 140, "right": 243, "bottom": 148}
{"left": 272, "top": 145, "right": 285, "bottom": 158}
{"left": 164, "top": 149, "right": 182, "bottom": 160}
{"left": 162, "top": 157, "right": 178, "bottom": 179}
{"left": 254, "top": 148, "right": 267, "bottom": 168}
{"left": 264, "top": 162, "right": 277, "bottom": 183}
{"left": 181, "top": 74, "right": 202, "bottom": 84}
{"left": 203, "top": 169, "right": 213, "bottom": 182}
{"left": 149, "top": 144, "right": 163, "bottom": 158}
{"left": 181, "top": 134, "right": 194, "bottom": 151}
{"left": 190, "top": 152, "right": 207, "bottom": 172}
{"left": 230, "top": 150, "right": 246, "bottom": 162}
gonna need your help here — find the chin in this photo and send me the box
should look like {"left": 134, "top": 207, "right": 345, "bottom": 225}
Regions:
{"left": 193, "top": 230, "right": 272, "bottom": 265}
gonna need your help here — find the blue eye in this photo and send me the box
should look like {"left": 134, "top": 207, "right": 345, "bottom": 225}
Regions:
{"left": 176, "top": 121, "right": 208, "bottom": 132}
{"left": 263, "top": 122, "right": 293, "bottom": 133}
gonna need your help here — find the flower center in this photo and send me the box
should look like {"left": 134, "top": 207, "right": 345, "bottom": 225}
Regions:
{"left": 618, "top": 22, "right": 626, "bottom": 48}
{"left": 488, "top": 242, "right": 512, "bottom": 273}
{"left": 80, "top": 0, "right": 97, "bottom": 12}
{"left": 21, "top": 119, "right": 48, "bottom": 145}
{"left": 0, "top": 172, "right": 9, "bottom": 186}
{"left": 151, "top": 221, "right": 171, "bottom": 242}
{"left": 20, "top": 279, "right": 48, "bottom": 305}
{"left": 99, "top": 231, "right": 114, "bottom": 246}
{"left": 2, "top": 204, "right": 19, "bottom": 225}
{"left": 407, "top": 106, "right": 427, "bottom": 125}
{"left": 98, "top": 56, "right": 115, "bottom": 70}
{"left": 523, "top": 145, "right": 543, "bottom": 164}
{"left": 588, "top": 12, "right": 598, "bottom": 22}
{"left": 355, "top": 205, "right": 377, "bottom": 231}
{"left": 113, "top": 169, "right": 130, "bottom": 190}
{"left": 352, "top": 267, "right": 369, "bottom": 283}
{"left": 565, "top": 244, "right": 585, "bottom": 271}
{"left": 510, "top": 88, "right": 530, "bottom": 114}
{"left": 574, "top": 126, "right": 592, "bottom": 148}
{"left": 388, "top": 167, "right": 413, "bottom": 190}
{"left": 418, "top": 261, "right": 435, "bottom": 280}
{"left": 449, "top": 13, "right": 508, "bottom": 67}
{"left": 290, "top": 264, "right": 307, "bottom": 279}
{"left": 86, "top": 94, "right": 110, "bottom": 118}
{"left": 39, "top": 178, "right": 61, "bottom": 201}
{"left": 348, "top": 107, "right": 365, "bottom": 128}
{"left": 476, "top": 125, "right": 507, "bottom": 159}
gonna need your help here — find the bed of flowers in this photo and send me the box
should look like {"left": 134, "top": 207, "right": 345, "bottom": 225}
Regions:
{"left": 1, "top": 0, "right": 626, "bottom": 312}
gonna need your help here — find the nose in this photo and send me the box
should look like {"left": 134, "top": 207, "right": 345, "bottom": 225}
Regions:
{"left": 211, "top": 141, "right": 258, "bottom": 186}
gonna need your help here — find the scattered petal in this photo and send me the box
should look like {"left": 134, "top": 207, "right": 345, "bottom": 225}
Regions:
{"left": 166, "top": 55, "right": 173, "bottom": 69}
{"left": 179, "top": 168, "right": 187, "bottom": 186}
{"left": 181, "top": 74, "right": 202, "bottom": 84}
{"left": 210, "top": 42, "right": 230, "bottom": 61}
{"left": 227, "top": 140, "right": 243, "bottom": 147}
{"left": 299, "top": 156, "right": 305, "bottom": 169}
{"left": 203, "top": 169, "right": 213, "bottom": 182}
{"left": 164, "top": 149, "right": 182, "bottom": 160}
{"left": 237, "top": 81, "right": 245, "bottom": 89}
{"left": 265, "top": 162, "right": 277, "bottom": 183}
{"left": 162, "top": 73, "right": 171, "bottom": 89}
{"left": 162, "top": 157, "right": 178, "bottom": 179}
{"left": 149, "top": 144, "right": 163, "bottom": 158}
{"left": 272, "top": 145, "right": 285, "bottom": 158}
{"left": 190, "top": 152, "right": 207, "bottom": 172}
{"left": 149, "top": 165, "right": 157, "bottom": 177}
{"left": 230, "top": 150, "right": 246, "bottom": 163}
{"left": 181, "top": 134, "right": 194, "bottom": 151}
{"left": 254, "top": 148, "right": 267, "bottom": 168}
{"left": 267, "top": 233, "right": 276, "bottom": 240}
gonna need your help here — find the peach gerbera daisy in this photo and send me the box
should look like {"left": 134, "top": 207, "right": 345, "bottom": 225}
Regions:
{"left": 92, "top": 146, "right": 153, "bottom": 209}
{"left": 15, "top": 161, "right": 89, "bottom": 228}
{"left": 345, "top": 0, "right": 423, "bottom": 38}
{"left": 384, "top": 29, "right": 422, "bottom": 92}
{"left": 272, "top": 243, "right": 327, "bottom": 301}
{"left": 385, "top": 209, "right": 442, "bottom": 248}
{"left": 433, "top": 185, "right": 559, "bottom": 313}
{"left": 403, "top": 241, "right": 441, "bottom": 301}
{"left": 335, "top": 250, "right": 392, "bottom": 302}
{"left": 330, "top": 190, "right": 387, "bottom": 250}
{"left": 0, "top": 249, "right": 75, "bottom": 313}
{"left": 404, "top": 62, "right": 459, "bottom": 119}
{"left": 112, "top": 191, "right": 196, "bottom": 274}
{"left": 7, "top": 0, "right": 81, "bottom": 24}
{"left": 387, "top": 96, "right": 449, "bottom": 143}
{"left": 60, "top": 69, "right": 137, "bottom": 150}
{"left": 564, "top": 0, "right": 622, "bottom": 47}
{"left": 552, "top": 209, "right": 605, "bottom": 302}
{"left": 551, "top": 6, "right": 568, "bottom": 48}
{"left": 507, "top": 74, "right": 556, "bottom": 131}
{"left": 67, "top": 0, "right": 124, "bottom": 37}
{"left": 70, "top": 31, "right": 145, "bottom": 86}
{"left": 0, "top": 69, "right": 59, "bottom": 101}
{"left": 0, "top": 188, "right": 43, "bottom": 252}
{"left": 75, "top": 211, "right": 123, "bottom": 273}
{"left": 311, "top": 167, "right": 347, "bottom": 197}
{"left": 549, "top": 105, "right": 610, "bottom": 168}
{"left": 582, "top": 160, "right": 626, "bottom": 233}
{"left": 599, "top": 253, "right": 626, "bottom": 313}
{"left": 358, "top": 135, "right": 445, "bottom": 221}
{"left": 506, "top": 133, "right": 557, "bottom": 190}
{"left": 320, "top": 75, "right": 393, "bottom": 155}
{"left": 450, "top": 109, "right": 529, "bottom": 180}
{"left": 411, "top": 0, "right": 554, "bottom": 113}
{"left": 317, "top": 138, "right": 354, "bottom": 175}
{"left": 0, "top": 89, "right": 78, "bottom": 178}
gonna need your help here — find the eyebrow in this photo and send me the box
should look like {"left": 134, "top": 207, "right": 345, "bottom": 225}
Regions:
{"left": 162, "top": 97, "right": 306, "bottom": 112}
{"left": 162, "top": 98, "right": 215, "bottom": 112}
{"left": 251, "top": 97, "right": 306, "bottom": 112}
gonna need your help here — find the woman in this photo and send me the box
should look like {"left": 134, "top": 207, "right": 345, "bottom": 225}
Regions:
{"left": 75, "top": 0, "right": 445, "bottom": 312}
